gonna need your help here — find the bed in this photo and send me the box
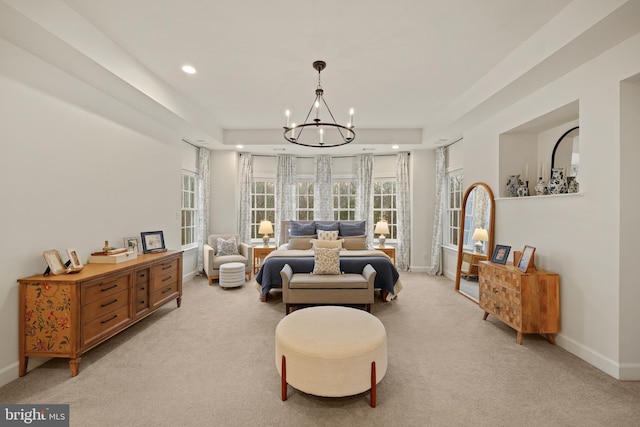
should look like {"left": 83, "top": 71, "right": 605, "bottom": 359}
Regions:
{"left": 255, "top": 220, "right": 403, "bottom": 302}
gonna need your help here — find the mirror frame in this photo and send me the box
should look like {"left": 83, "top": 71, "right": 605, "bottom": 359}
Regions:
{"left": 455, "top": 182, "right": 495, "bottom": 301}
{"left": 550, "top": 126, "right": 579, "bottom": 172}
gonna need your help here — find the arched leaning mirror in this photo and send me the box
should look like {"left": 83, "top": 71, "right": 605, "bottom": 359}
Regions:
{"left": 455, "top": 182, "right": 495, "bottom": 303}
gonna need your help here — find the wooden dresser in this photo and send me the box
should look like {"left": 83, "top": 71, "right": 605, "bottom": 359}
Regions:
{"left": 18, "top": 250, "right": 182, "bottom": 377}
{"left": 478, "top": 261, "right": 559, "bottom": 344}
{"left": 460, "top": 251, "right": 487, "bottom": 280}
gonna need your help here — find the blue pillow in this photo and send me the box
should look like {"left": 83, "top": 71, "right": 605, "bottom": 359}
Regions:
{"left": 290, "top": 220, "right": 316, "bottom": 236}
{"left": 316, "top": 222, "right": 340, "bottom": 232}
{"left": 339, "top": 221, "right": 366, "bottom": 237}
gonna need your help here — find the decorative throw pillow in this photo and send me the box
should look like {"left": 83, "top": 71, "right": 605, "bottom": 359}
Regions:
{"left": 339, "top": 221, "right": 367, "bottom": 237}
{"left": 317, "top": 230, "right": 339, "bottom": 240}
{"left": 290, "top": 220, "right": 316, "bottom": 236}
{"left": 216, "top": 237, "right": 239, "bottom": 256}
{"left": 315, "top": 221, "right": 340, "bottom": 232}
{"left": 287, "top": 236, "right": 315, "bottom": 250}
{"left": 312, "top": 247, "right": 341, "bottom": 275}
{"left": 311, "top": 238, "right": 344, "bottom": 249}
{"left": 342, "top": 235, "right": 368, "bottom": 250}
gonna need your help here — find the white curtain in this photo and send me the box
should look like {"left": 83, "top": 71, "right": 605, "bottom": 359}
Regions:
{"left": 238, "top": 153, "right": 253, "bottom": 244}
{"left": 314, "top": 155, "right": 333, "bottom": 220}
{"left": 275, "top": 154, "right": 297, "bottom": 247}
{"left": 427, "top": 147, "right": 445, "bottom": 275}
{"left": 396, "top": 153, "right": 411, "bottom": 271}
{"left": 196, "top": 147, "right": 210, "bottom": 273}
{"left": 355, "top": 154, "right": 374, "bottom": 246}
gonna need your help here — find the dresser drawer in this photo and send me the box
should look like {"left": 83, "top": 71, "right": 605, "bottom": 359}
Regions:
{"left": 150, "top": 281, "right": 179, "bottom": 308}
{"left": 82, "top": 304, "right": 131, "bottom": 346}
{"left": 82, "top": 288, "right": 129, "bottom": 325}
{"left": 151, "top": 267, "right": 178, "bottom": 293}
{"left": 82, "top": 274, "right": 130, "bottom": 305}
{"left": 136, "top": 269, "right": 149, "bottom": 285}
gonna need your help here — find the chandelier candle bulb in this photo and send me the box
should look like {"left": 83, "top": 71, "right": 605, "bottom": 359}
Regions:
{"left": 350, "top": 108, "right": 354, "bottom": 127}
{"left": 286, "top": 110, "right": 290, "bottom": 127}
{"left": 291, "top": 123, "right": 296, "bottom": 139}
{"left": 320, "top": 128, "right": 324, "bottom": 145}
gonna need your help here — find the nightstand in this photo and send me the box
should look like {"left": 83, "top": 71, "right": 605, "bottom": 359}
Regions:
{"left": 374, "top": 246, "right": 396, "bottom": 265}
{"left": 253, "top": 245, "right": 276, "bottom": 274}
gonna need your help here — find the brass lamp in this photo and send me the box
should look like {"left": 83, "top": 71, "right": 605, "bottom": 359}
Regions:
{"left": 374, "top": 220, "right": 390, "bottom": 247}
{"left": 472, "top": 228, "right": 489, "bottom": 253}
{"left": 258, "top": 220, "right": 274, "bottom": 247}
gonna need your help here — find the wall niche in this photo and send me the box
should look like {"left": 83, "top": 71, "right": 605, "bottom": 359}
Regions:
{"left": 498, "top": 100, "right": 579, "bottom": 198}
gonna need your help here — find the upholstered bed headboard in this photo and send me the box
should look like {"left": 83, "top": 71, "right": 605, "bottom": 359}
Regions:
{"left": 278, "top": 220, "right": 366, "bottom": 245}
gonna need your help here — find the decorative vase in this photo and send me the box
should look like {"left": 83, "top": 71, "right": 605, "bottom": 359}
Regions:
{"left": 547, "top": 168, "right": 567, "bottom": 194}
{"left": 567, "top": 176, "right": 580, "bottom": 193}
{"left": 534, "top": 177, "right": 548, "bottom": 195}
{"left": 517, "top": 181, "right": 529, "bottom": 197}
{"left": 506, "top": 174, "right": 522, "bottom": 197}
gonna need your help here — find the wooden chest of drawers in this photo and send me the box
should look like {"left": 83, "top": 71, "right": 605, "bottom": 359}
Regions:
{"left": 478, "top": 261, "right": 559, "bottom": 344}
{"left": 18, "top": 250, "right": 182, "bottom": 377}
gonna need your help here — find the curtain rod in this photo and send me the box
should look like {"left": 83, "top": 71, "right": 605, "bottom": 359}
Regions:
{"left": 440, "top": 136, "right": 463, "bottom": 149}
{"left": 240, "top": 152, "right": 410, "bottom": 159}
{"left": 181, "top": 138, "right": 199, "bottom": 149}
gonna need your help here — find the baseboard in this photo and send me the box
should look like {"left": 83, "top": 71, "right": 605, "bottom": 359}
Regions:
{"left": 408, "top": 266, "right": 429, "bottom": 273}
{"left": 0, "top": 357, "right": 50, "bottom": 388}
{"left": 182, "top": 270, "right": 197, "bottom": 283}
{"left": 555, "top": 334, "right": 640, "bottom": 380}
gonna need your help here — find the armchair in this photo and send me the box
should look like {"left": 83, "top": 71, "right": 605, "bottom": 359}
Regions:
{"left": 204, "top": 234, "right": 252, "bottom": 285}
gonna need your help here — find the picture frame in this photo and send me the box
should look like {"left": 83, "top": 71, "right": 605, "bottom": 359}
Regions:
{"left": 141, "top": 230, "right": 166, "bottom": 253}
{"left": 43, "top": 250, "right": 67, "bottom": 275}
{"left": 123, "top": 236, "right": 142, "bottom": 254}
{"left": 66, "top": 248, "right": 84, "bottom": 269}
{"left": 517, "top": 245, "right": 536, "bottom": 272}
{"left": 491, "top": 244, "right": 511, "bottom": 265}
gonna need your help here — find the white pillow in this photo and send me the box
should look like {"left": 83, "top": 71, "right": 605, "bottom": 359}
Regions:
{"left": 312, "top": 247, "right": 341, "bottom": 275}
{"left": 317, "top": 230, "right": 339, "bottom": 241}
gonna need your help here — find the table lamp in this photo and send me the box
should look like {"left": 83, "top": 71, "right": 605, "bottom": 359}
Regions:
{"left": 472, "top": 228, "right": 489, "bottom": 253}
{"left": 374, "top": 220, "right": 390, "bottom": 247}
{"left": 258, "top": 220, "right": 274, "bottom": 246}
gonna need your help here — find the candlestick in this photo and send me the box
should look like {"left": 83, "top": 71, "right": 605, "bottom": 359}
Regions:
{"left": 349, "top": 108, "right": 354, "bottom": 127}
{"left": 285, "top": 110, "right": 290, "bottom": 127}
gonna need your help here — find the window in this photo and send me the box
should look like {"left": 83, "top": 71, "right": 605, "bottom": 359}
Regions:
{"left": 373, "top": 180, "right": 397, "bottom": 239}
{"left": 296, "top": 181, "right": 314, "bottom": 220}
{"left": 333, "top": 180, "right": 356, "bottom": 220}
{"left": 444, "top": 171, "right": 463, "bottom": 246}
{"left": 181, "top": 172, "right": 197, "bottom": 247}
{"left": 251, "top": 180, "right": 275, "bottom": 239}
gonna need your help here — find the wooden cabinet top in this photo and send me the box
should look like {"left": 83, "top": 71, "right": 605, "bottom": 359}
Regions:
{"left": 479, "top": 260, "right": 558, "bottom": 276}
{"left": 18, "top": 250, "right": 183, "bottom": 283}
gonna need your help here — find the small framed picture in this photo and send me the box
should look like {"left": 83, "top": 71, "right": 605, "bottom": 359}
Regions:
{"left": 141, "top": 230, "right": 166, "bottom": 253}
{"left": 517, "top": 245, "right": 536, "bottom": 272}
{"left": 123, "top": 236, "right": 142, "bottom": 254}
{"left": 66, "top": 248, "right": 84, "bottom": 269}
{"left": 43, "top": 250, "right": 67, "bottom": 275}
{"left": 491, "top": 245, "right": 511, "bottom": 265}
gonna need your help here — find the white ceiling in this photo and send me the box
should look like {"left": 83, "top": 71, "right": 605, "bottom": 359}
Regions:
{"left": 4, "top": 0, "right": 640, "bottom": 154}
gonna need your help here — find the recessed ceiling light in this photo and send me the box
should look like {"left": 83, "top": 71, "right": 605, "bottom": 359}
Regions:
{"left": 182, "top": 65, "right": 197, "bottom": 74}
{"left": 392, "top": 145, "right": 399, "bottom": 149}
{"left": 236, "top": 145, "right": 243, "bottom": 149}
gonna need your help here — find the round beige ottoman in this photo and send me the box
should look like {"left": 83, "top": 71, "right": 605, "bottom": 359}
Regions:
{"left": 275, "top": 306, "right": 387, "bottom": 407}
{"left": 219, "top": 262, "right": 245, "bottom": 288}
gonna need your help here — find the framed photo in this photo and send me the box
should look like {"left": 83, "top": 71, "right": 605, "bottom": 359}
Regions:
{"left": 123, "top": 236, "right": 142, "bottom": 254}
{"left": 517, "top": 245, "right": 536, "bottom": 272}
{"left": 43, "top": 250, "right": 67, "bottom": 275}
{"left": 141, "top": 231, "right": 166, "bottom": 253}
{"left": 491, "top": 245, "right": 511, "bottom": 265}
{"left": 66, "top": 248, "right": 84, "bottom": 269}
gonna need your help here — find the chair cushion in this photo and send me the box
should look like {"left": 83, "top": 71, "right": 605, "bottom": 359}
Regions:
{"left": 289, "top": 274, "right": 368, "bottom": 289}
{"left": 213, "top": 254, "right": 248, "bottom": 269}
{"left": 217, "top": 237, "right": 239, "bottom": 256}
{"left": 312, "top": 247, "right": 341, "bottom": 275}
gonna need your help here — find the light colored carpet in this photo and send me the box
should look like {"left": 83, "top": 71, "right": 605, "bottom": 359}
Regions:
{"left": 1, "top": 272, "right": 639, "bottom": 426}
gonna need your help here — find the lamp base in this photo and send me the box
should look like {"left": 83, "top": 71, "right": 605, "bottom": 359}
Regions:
{"left": 263, "top": 235, "right": 270, "bottom": 247}
{"left": 378, "top": 235, "right": 386, "bottom": 247}
{"left": 474, "top": 242, "right": 483, "bottom": 253}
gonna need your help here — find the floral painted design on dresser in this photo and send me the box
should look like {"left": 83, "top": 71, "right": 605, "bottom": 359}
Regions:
{"left": 24, "top": 282, "right": 72, "bottom": 353}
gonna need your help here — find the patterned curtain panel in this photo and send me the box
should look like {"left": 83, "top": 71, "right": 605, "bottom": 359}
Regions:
{"left": 275, "top": 154, "right": 297, "bottom": 246}
{"left": 314, "top": 155, "right": 333, "bottom": 220}
{"left": 196, "top": 147, "right": 211, "bottom": 273}
{"left": 355, "top": 154, "right": 374, "bottom": 246}
{"left": 396, "top": 152, "right": 411, "bottom": 271}
{"left": 238, "top": 153, "right": 253, "bottom": 244}
{"left": 427, "top": 147, "right": 445, "bottom": 275}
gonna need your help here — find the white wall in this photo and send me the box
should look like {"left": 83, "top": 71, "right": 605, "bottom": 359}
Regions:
{"left": 463, "top": 33, "right": 640, "bottom": 379}
{"left": 209, "top": 151, "right": 240, "bottom": 235}
{"left": 0, "top": 74, "right": 183, "bottom": 386}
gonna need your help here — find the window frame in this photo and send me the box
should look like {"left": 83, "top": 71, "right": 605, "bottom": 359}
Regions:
{"left": 250, "top": 178, "right": 276, "bottom": 242}
{"left": 373, "top": 178, "right": 397, "bottom": 241}
{"left": 443, "top": 169, "right": 463, "bottom": 248}
{"left": 181, "top": 171, "right": 198, "bottom": 250}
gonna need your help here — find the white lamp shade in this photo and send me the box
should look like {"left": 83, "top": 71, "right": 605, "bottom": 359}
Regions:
{"left": 258, "top": 220, "right": 274, "bottom": 235}
{"left": 374, "top": 220, "right": 390, "bottom": 235}
{"left": 472, "top": 228, "right": 489, "bottom": 242}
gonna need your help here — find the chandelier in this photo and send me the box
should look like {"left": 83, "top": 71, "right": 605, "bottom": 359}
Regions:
{"left": 283, "top": 60, "right": 355, "bottom": 148}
